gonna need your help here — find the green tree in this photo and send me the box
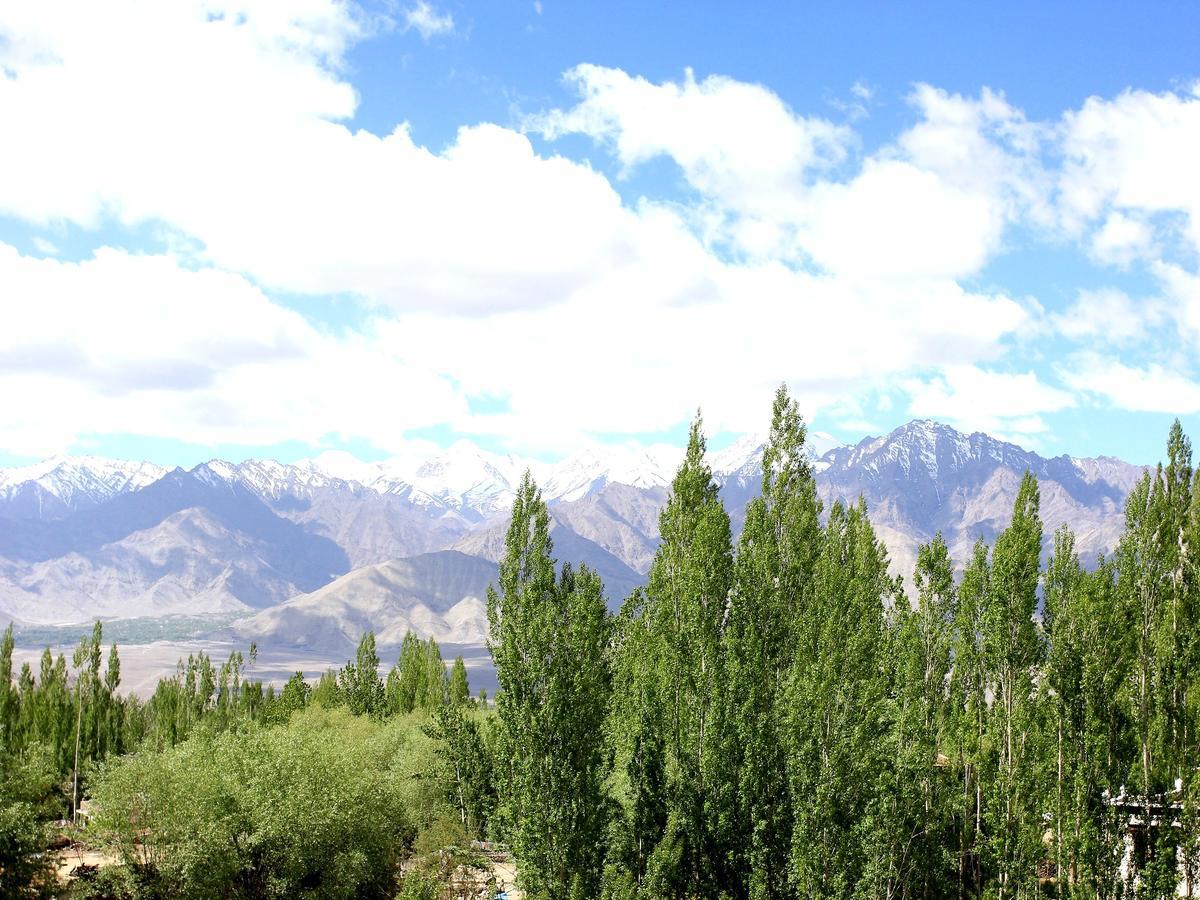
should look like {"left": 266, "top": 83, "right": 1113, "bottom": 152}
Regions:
{"left": 634, "top": 414, "right": 734, "bottom": 897}
{"left": 878, "top": 535, "right": 959, "bottom": 897}
{"left": 488, "top": 472, "right": 613, "bottom": 899}
{"left": 981, "top": 472, "right": 1046, "bottom": 898}
{"left": 448, "top": 656, "right": 471, "bottom": 707}
{"left": 424, "top": 702, "right": 496, "bottom": 835}
{"left": 0, "top": 624, "right": 15, "bottom": 750}
{"left": 90, "top": 708, "right": 414, "bottom": 898}
{"left": 787, "top": 498, "right": 898, "bottom": 898}
{"left": 722, "top": 385, "right": 821, "bottom": 899}
{"left": 340, "top": 631, "right": 386, "bottom": 718}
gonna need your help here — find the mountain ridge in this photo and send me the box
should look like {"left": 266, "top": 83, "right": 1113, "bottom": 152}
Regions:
{"left": 0, "top": 421, "right": 1147, "bottom": 630}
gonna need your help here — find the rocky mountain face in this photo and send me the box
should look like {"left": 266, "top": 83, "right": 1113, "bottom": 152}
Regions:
{"left": 223, "top": 551, "right": 497, "bottom": 656}
{"left": 815, "top": 421, "right": 1144, "bottom": 580}
{"left": 0, "top": 422, "right": 1146, "bottom": 640}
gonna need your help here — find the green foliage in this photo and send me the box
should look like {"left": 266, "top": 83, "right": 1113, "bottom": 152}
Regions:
{"left": 339, "top": 631, "right": 386, "bottom": 717}
{"left": 448, "top": 656, "right": 471, "bottom": 708}
{"left": 614, "top": 413, "right": 734, "bottom": 898}
{"left": 0, "top": 746, "right": 61, "bottom": 897}
{"left": 386, "top": 633, "right": 448, "bottom": 715}
{"left": 423, "top": 703, "right": 496, "bottom": 835}
{"left": 488, "top": 471, "right": 614, "bottom": 899}
{"left": 88, "top": 707, "right": 414, "bottom": 898}
{"left": 722, "top": 386, "right": 821, "bottom": 899}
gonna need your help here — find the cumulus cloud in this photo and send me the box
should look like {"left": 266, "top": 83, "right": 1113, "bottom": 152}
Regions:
{"left": 0, "top": 3, "right": 1196, "bottom": 457}
{"left": 1052, "top": 288, "right": 1164, "bottom": 346}
{"left": 536, "top": 72, "right": 1049, "bottom": 280}
{"left": 0, "top": 244, "right": 463, "bottom": 455}
{"left": 902, "top": 366, "right": 1075, "bottom": 443}
{"left": 1061, "top": 355, "right": 1200, "bottom": 415}
{"left": 1059, "top": 83, "right": 1200, "bottom": 252}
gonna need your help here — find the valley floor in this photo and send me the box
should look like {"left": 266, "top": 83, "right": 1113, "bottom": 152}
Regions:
{"left": 11, "top": 638, "right": 499, "bottom": 697}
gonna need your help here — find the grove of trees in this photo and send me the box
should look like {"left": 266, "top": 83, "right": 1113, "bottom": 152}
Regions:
{"left": 488, "top": 390, "right": 1199, "bottom": 899}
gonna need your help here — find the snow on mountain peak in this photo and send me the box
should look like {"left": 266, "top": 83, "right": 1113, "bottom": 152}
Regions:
{"left": 0, "top": 455, "right": 166, "bottom": 502}
{"left": 0, "top": 428, "right": 851, "bottom": 521}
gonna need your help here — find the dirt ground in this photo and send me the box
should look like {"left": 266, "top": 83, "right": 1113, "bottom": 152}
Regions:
{"left": 486, "top": 855, "right": 522, "bottom": 898}
{"left": 51, "top": 844, "right": 120, "bottom": 884}
{"left": 50, "top": 844, "right": 522, "bottom": 898}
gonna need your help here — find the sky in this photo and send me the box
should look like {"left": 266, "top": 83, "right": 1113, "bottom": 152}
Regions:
{"left": 1, "top": 1, "right": 1199, "bottom": 468}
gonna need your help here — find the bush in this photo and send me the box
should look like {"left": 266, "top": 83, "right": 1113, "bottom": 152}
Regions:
{"left": 88, "top": 708, "right": 415, "bottom": 898}
{"left": 0, "top": 746, "right": 64, "bottom": 898}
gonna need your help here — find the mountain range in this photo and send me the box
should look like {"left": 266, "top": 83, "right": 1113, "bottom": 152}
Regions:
{"left": 0, "top": 422, "right": 1146, "bottom": 654}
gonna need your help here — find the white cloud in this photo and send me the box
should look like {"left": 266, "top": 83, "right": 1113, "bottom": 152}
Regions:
{"left": 538, "top": 73, "right": 1048, "bottom": 280}
{"left": 403, "top": 1, "right": 454, "bottom": 40}
{"left": 1059, "top": 83, "right": 1200, "bottom": 253}
{"left": 0, "top": 4, "right": 657, "bottom": 315}
{"left": 1, "top": 6, "right": 1197, "bottom": 457}
{"left": 30, "top": 236, "right": 58, "bottom": 256}
{"left": 1052, "top": 288, "right": 1164, "bottom": 345}
{"left": 1061, "top": 354, "right": 1200, "bottom": 415}
{"left": 1089, "top": 212, "right": 1155, "bottom": 266}
{"left": 380, "top": 268, "right": 1030, "bottom": 450}
{"left": 0, "top": 244, "right": 462, "bottom": 455}
{"left": 903, "top": 365, "right": 1074, "bottom": 443}
{"left": 1155, "top": 262, "right": 1200, "bottom": 349}
{"left": 535, "top": 64, "right": 850, "bottom": 257}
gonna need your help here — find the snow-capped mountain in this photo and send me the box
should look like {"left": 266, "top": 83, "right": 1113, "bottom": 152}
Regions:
{"left": 0, "top": 456, "right": 166, "bottom": 520}
{"left": 0, "top": 421, "right": 1147, "bottom": 632}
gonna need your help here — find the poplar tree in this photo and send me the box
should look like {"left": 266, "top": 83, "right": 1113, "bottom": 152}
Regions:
{"left": 1043, "top": 530, "right": 1130, "bottom": 896}
{"left": 724, "top": 385, "right": 821, "bottom": 899}
{"left": 949, "top": 540, "right": 991, "bottom": 894}
{"left": 0, "top": 625, "right": 14, "bottom": 749}
{"left": 788, "top": 498, "right": 897, "bottom": 897}
{"left": 448, "top": 656, "right": 471, "bottom": 707}
{"left": 340, "top": 631, "right": 385, "bottom": 717}
{"left": 982, "top": 472, "right": 1046, "bottom": 898}
{"left": 637, "top": 414, "right": 734, "bottom": 897}
{"left": 489, "top": 472, "right": 613, "bottom": 899}
{"left": 881, "top": 535, "right": 958, "bottom": 896}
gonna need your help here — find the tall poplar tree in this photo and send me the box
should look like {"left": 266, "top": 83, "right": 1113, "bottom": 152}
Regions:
{"left": 637, "top": 414, "right": 734, "bottom": 897}
{"left": 788, "top": 498, "right": 897, "bottom": 897}
{"left": 723, "top": 385, "right": 821, "bottom": 900}
{"left": 982, "top": 472, "right": 1046, "bottom": 898}
{"left": 949, "top": 539, "right": 991, "bottom": 895}
{"left": 488, "top": 472, "right": 613, "bottom": 899}
{"left": 881, "top": 534, "right": 958, "bottom": 896}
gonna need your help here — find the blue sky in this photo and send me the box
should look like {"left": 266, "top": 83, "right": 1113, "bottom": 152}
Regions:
{"left": 1, "top": 0, "right": 1199, "bottom": 468}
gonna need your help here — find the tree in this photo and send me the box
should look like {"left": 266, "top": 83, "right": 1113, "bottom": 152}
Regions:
{"left": 425, "top": 703, "right": 496, "bottom": 834}
{"left": 787, "top": 498, "right": 898, "bottom": 897}
{"left": 982, "top": 472, "right": 1046, "bottom": 898}
{"left": 488, "top": 472, "right": 613, "bottom": 899}
{"left": 448, "top": 656, "right": 471, "bottom": 707}
{"left": 387, "top": 633, "right": 448, "bottom": 715}
{"left": 90, "top": 708, "right": 414, "bottom": 898}
{"left": 879, "top": 535, "right": 959, "bottom": 897}
{"left": 722, "top": 385, "right": 821, "bottom": 899}
{"left": 948, "top": 539, "right": 992, "bottom": 895}
{"left": 0, "top": 746, "right": 61, "bottom": 897}
{"left": 0, "top": 624, "right": 15, "bottom": 750}
{"left": 631, "top": 413, "right": 734, "bottom": 898}
{"left": 340, "top": 631, "right": 386, "bottom": 718}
